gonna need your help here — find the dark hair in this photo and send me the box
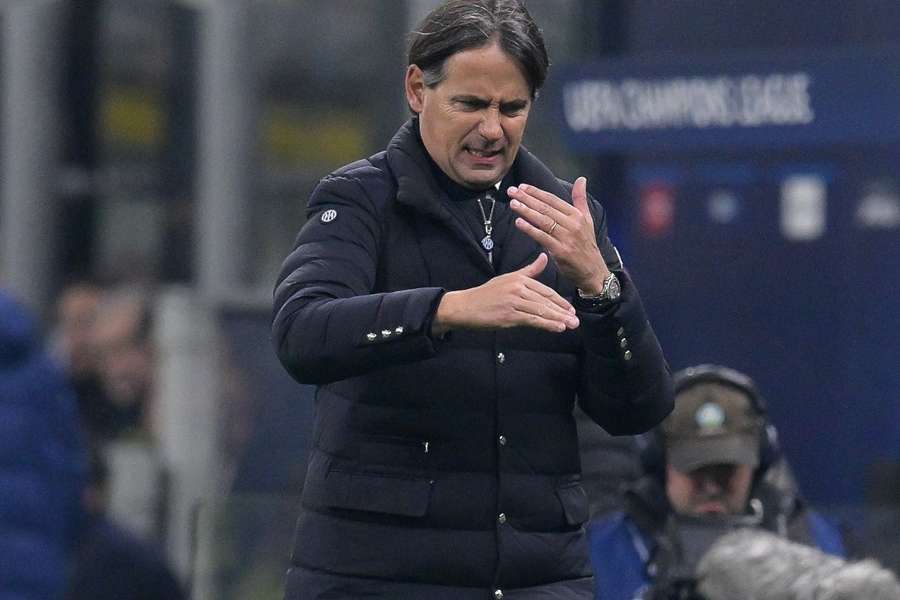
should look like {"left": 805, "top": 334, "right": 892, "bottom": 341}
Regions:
{"left": 408, "top": 0, "right": 550, "bottom": 98}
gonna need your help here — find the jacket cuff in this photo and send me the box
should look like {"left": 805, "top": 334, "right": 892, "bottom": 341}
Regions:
{"left": 354, "top": 287, "right": 446, "bottom": 352}
{"left": 577, "top": 269, "right": 649, "bottom": 363}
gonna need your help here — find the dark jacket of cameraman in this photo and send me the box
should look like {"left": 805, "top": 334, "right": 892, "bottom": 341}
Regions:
{"left": 273, "top": 120, "right": 673, "bottom": 599}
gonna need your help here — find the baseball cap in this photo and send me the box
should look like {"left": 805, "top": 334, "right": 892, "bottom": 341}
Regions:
{"left": 661, "top": 381, "right": 763, "bottom": 472}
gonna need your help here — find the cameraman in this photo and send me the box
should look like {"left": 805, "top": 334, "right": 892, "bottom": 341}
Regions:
{"left": 588, "top": 365, "right": 845, "bottom": 600}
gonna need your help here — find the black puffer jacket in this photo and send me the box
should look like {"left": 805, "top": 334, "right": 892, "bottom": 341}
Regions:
{"left": 272, "top": 120, "right": 673, "bottom": 599}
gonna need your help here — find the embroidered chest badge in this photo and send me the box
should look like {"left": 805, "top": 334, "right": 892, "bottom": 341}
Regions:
{"left": 320, "top": 209, "right": 338, "bottom": 223}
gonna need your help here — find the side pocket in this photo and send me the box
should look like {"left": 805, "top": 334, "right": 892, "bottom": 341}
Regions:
{"left": 555, "top": 482, "right": 590, "bottom": 526}
{"left": 302, "top": 451, "right": 432, "bottom": 517}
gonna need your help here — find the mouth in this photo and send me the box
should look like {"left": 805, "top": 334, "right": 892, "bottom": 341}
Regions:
{"left": 695, "top": 500, "right": 727, "bottom": 515}
{"left": 465, "top": 147, "right": 503, "bottom": 161}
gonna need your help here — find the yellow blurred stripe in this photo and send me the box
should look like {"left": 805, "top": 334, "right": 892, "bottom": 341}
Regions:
{"left": 101, "top": 85, "right": 165, "bottom": 149}
{"left": 264, "top": 106, "right": 367, "bottom": 167}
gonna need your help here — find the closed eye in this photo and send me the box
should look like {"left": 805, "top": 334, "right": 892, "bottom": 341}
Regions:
{"left": 500, "top": 100, "right": 528, "bottom": 116}
{"left": 453, "top": 96, "right": 491, "bottom": 111}
{"left": 451, "top": 96, "right": 529, "bottom": 115}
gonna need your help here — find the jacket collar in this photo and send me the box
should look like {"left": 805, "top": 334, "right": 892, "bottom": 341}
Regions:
{"left": 386, "top": 120, "right": 493, "bottom": 273}
{"left": 386, "top": 119, "right": 459, "bottom": 224}
{"left": 386, "top": 119, "right": 569, "bottom": 211}
{"left": 384, "top": 119, "right": 572, "bottom": 273}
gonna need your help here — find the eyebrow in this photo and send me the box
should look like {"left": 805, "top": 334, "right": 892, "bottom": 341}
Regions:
{"left": 451, "top": 95, "right": 529, "bottom": 112}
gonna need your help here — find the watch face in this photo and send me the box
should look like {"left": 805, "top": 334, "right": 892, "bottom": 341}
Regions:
{"left": 606, "top": 274, "right": 621, "bottom": 301}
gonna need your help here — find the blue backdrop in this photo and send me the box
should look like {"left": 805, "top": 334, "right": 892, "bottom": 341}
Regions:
{"left": 552, "top": 49, "right": 900, "bottom": 506}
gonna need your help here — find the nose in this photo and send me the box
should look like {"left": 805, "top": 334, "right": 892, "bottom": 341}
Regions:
{"left": 478, "top": 108, "right": 503, "bottom": 143}
{"left": 698, "top": 474, "right": 724, "bottom": 495}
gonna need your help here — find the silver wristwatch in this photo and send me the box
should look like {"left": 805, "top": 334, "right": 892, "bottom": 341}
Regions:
{"left": 576, "top": 272, "right": 621, "bottom": 309}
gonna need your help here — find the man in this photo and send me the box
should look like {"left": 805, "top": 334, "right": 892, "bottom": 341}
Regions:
{"left": 589, "top": 364, "right": 844, "bottom": 600}
{"left": 272, "top": 1, "right": 673, "bottom": 598}
{"left": 87, "top": 286, "right": 167, "bottom": 542}
{"left": 0, "top": 289, "right": 85, "bottom": 600}
{"left": 89, "top": 287, "right": 156, "bottom": 439}
{"left": 52, "top": 281, "right": 116, "bottom": 443}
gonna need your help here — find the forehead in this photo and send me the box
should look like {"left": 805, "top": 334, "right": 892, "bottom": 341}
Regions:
{"left": 60, "top": 287, "right": 101, "bottom": 317}
{"left": 92, "top": 302, "right": 143, "bottom": 343}
{"left": 438, "top": 42, "right": 530, "bottom": 99}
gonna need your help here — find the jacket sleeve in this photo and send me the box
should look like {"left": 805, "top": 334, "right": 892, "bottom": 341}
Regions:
{"left": 272, "top": 174, "right": 445, "bottom": 385}
{"left": 575, "top": 196, "right": 674, "bottom": 435}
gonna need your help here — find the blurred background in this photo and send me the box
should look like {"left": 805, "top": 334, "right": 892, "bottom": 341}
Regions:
{"left": 0, "top": 1, "right": 898, "bottom": 598}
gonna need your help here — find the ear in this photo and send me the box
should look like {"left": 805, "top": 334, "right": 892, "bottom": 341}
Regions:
{"left": 405, "top": 65, "right": 426, "bottom": 114}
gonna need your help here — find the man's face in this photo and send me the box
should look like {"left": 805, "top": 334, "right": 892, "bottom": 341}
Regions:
{"left": 666, "top": 462, "right": 754, "bottom": 516}
{"left": 406, "top": 41, "right": 532, "bottom": 189}
{"left": 90, "top": 303, "right": 152, "bottom": 408}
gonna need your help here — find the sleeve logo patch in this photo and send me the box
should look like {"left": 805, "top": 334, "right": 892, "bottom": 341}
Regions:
{"left": 320, "top": 209, "right": 338, "bottom": 223}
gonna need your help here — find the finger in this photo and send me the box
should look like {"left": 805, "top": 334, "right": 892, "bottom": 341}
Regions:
{"left": 508, "top": 187, "right": 573, "bottom": 227}
{"left": 509, "top": 197, "right": 561, "bottom": 234}
{"left": 523, "top": 278, "right": 577, "bottom": 314}
{"left": 517, "top": 307, "right": 577, "bottom": 332}
{"left": 517, "top": 252, "right": 548, "bottom": 279}
{"left": 571, "top": 176, "right": 595, "bottom": 227}
{"left": 527, "top": 315, "right": 568, "bottom": 333}
{"left": 514, "top": 216, "right": 562, "bottom": 252}
{"left": 510, "top": 184, "right": 578, "bottom": 218}
{"left": 516, "top": 295, "right": 578, "bottom": 326}
{"left": 528, "top": 308, "right": 580, "bottom": 331}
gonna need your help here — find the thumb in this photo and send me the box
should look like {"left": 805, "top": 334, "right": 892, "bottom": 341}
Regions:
{"left": 519, "top": 252, "right": 548, "bottom": 279}
{"left": 572, "top": 176, "right": 592, "bottom": 222}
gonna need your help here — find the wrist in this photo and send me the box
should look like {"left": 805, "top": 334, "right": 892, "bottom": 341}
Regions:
{"left": 432, "top": 290, "right": 463, "bottom": 336}
{"left": 578, "top": 266, "right": 611, "bottom": 296}
{"left": 575, "top": 271, "right": 621, "bottom": 311}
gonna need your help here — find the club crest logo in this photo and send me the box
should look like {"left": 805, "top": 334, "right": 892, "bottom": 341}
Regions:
{"left": 695, "top": 402, "right": 726, "bottom": 432}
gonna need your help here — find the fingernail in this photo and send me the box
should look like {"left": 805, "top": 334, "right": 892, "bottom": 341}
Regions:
{"left": 568, "top": 316, "right": 580, "bottom": 328}
{"left": 510, "top": 199, "right": 520, "bottom": 208}
{"left": 507, "top": 186, "right": 518, "bottom": 194}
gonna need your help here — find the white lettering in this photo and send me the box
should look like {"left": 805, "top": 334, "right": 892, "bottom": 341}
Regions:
{"left": 563, "top": 72, "right": 815, "bottom": 132}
